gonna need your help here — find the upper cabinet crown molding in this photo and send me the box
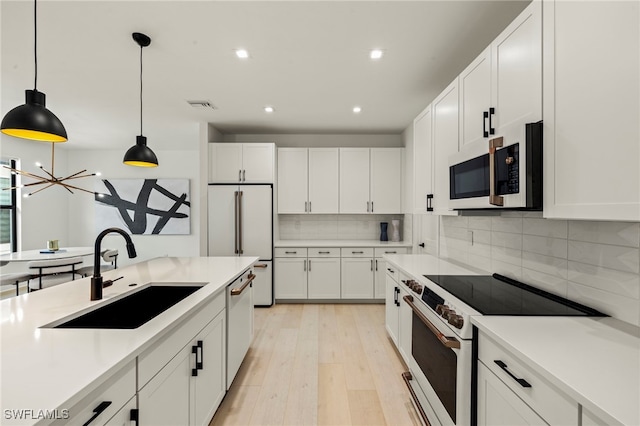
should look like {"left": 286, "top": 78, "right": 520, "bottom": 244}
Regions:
{"left": 543, "top": 0, "right": 639, "bottom": 221}
{"left": 209, "top": 143, "right": 275, "bottom": 184}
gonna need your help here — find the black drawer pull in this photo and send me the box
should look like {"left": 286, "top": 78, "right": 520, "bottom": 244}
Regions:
{"left": 318, "top": 251, "right": 331, "bottom": 254}
{"left": 352, "top": 251, "right": 364, "bottom": 254}
{"left": 82, "top": 401, "right": 112, "bottom": 426}
{"left": 387, "top": 268, "right": 395, "bottom": 273}
{"left": 285, "top": 251, "right": 297, "bottom": 254}
{"left": 494, "top": 360, "right": 531, "bottom": 388}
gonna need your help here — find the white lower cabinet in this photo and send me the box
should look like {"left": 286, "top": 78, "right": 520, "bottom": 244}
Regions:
{"left": 275, "top": 249, "right": 308, "bottom": 299}
{"left": 477, "top": 362, "right": 546, "bottom": 426}
{"left": 374, "top": 247, "right": 408, "bottom": 300}
{"left": 341, "top": 248, "right": 375, "bottom": 299}
{"left": 138, "top": 290, "right": 227, "bottom": 426}
{"left": 104, "top": 396, "right": 137, "bottom": 426}
{"left": 51, "top": 360, "right": 136, "bottom": 426}
{"left": 397, "top": 285, "right": 412, "bottom": 366}
{"left": 308, "top": 256, "right": 341, "bottom": 299}
{"left": 384, "top": 266, "right": 400, "bottom": 345}
{"left": 478, "top": 330, "right": 578, "bottom": 426}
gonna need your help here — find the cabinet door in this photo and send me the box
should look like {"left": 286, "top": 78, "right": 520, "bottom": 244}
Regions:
{"left": 226, "top": 278, "right": 252, "bottom": 389}
{"left": 193, "top": 311, "right": 226, "bottom": 426}
{"left": 491, "top": 1, "right": 542, "bottom": 142}
{"left": 242, "top": 143, "right": 274, "bottom": 183}
{"left": 398, "top": 287, "right": 413, "bottom": 366}
{"left": 432, "top": 78, "right": 460, "bottom": 214}
{"left": 308, "top": 148, "right": 339, "bottom": 213}
{"left": 138, "top": 345, "right": 191, "bottom": 426}
{"left": 209, "top": 144, "right": 243, "bottom": 183}
{"left": 543, "top": 0, "right": 640, "bottom": 221}
{"left": 477, "top": 362, "right": 546, "bottom": 426}
{"left": 104, "top": 397, "right": 137, "bottom": 426}
{"left": 308, "top": 257, "right": 341, "bottom": 299}
{"left": 370, "top": 148, "right": 403, "bottom": 214}
{"left": 459, "top": 47, "right": 491, "bottom": 151}
{"left": 277, "top": 148, "right": 308, "bottom": 214}
{"left": 384, "top": 271, "right": 399, "bottom": 345}
{"left": 275, "top": 258, "right": 308, "bottom": 299}
{"left": 341, "top": 257, "right": 374, "bottom": 299}
{"left": 339, "top": 148, "right": 370, "bottom": 213}
{"left": 373, "top": 258, "right": 387, "bottom": 299}
{"left": 252, "top": 261, "right": 273, "bottom": 306}
{"left": 413, "top": 105, "right": 434, "bottom": 213}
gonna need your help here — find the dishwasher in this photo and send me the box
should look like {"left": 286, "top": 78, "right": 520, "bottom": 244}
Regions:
{"left": 226, "top": 269, "right": 255, "bottom": 389}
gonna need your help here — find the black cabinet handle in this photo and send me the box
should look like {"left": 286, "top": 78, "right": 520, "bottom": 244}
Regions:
{"left": 494, "top": 360, "right": 531, "bottom": 388}
{"left": 387, "top": 268, "right": 395, "bottom": 273}
{"left": 196, "top": 340, "right": 203, "bottom": 370}
{"left": 418, "top": 243, "right": 425, "bottom": 248}
{"left": 426, "top": 194, "right": 433, "bottom": 212}
{"left": 130, "top": 408, "right": 139, "bottom": 426}
{"left": 82, "top": 401, "right": 112, "bottom": 426}
{"left": 352, "top": 251, "right": 364, "bottom": 254}
{"left": 285, "top": 251, "right": 297, "bottom": 254}
{"left": 489, "top": 107, "right": 495, "bottom": 135}
{"left": 395, "top": 288, "right": 401, "bottom": 306}
{"left": 483, "top": 111, "right": 489, "bottom": 137}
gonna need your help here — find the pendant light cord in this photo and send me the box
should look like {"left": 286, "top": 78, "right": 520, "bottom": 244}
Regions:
{"left": 33, "top": 0, "right": 38, "bottom": 90}
{"left": 139, "top": 44, "right": 143, "bottom": 136}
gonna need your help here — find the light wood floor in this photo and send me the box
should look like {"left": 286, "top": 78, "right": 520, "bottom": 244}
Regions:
{"left": 210, "top": 303, "right": 421, "bottom": 426}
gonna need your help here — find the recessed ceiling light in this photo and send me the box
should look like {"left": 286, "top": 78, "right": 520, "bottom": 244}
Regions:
{"left": 370, "top": 49, "right": 383, "bottom": 60}
{"left": 235, "top": 49, "right": 249, "bottom": 59}
{"left": 264, "top": 106, "right": 275, "bottom": 113}
{"left": 353, "top": 106, "right": 362, "bottom": 113}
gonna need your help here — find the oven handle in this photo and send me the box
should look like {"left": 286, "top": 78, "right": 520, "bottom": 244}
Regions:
{"left": 489, "top": 136, "right": 504, "bottom": 206}
{"left": 403, "top": 295, "right": 461, "bottom": 349}
{"left": 402, "top": 372, "right": 432, "bottom": 426}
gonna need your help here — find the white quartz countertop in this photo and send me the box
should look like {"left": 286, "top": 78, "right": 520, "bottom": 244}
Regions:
{"left": 382, "top": 253, "right": 483, "bottom": 277}
{"left": 275, "top": 239, "right": 412, "bottom": 248}
{"left": 472, "top": 316, "right": 640, "bottom": 426}
{"left": 0, "top": 256, "right": 257, "bottom": 425}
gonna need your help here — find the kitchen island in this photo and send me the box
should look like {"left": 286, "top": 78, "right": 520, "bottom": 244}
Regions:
{"left": 0, "top": 256, "right": 257, "bottom": 425}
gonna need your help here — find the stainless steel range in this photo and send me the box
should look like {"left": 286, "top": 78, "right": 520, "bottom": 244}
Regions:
{"left": 400, "top": 273, "right": 603, "bottom": 426}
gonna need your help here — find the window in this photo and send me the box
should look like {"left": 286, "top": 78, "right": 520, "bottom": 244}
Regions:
{"left": 0, "top": 159, "right": 18, "bottom": 253}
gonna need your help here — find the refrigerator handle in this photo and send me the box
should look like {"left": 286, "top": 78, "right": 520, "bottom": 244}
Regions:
{"left": 238, "top": 191, "right": 244, "bottom": 254}
{"left": 234, "top": 191, "right": 239, "bottom": 254}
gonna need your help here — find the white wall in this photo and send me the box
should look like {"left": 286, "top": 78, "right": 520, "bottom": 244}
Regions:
{"left": 438, "top": 212, "right": 640, "bottom": 327}
{"left": 67, "top": 147, "right": 202, "bottom": 268}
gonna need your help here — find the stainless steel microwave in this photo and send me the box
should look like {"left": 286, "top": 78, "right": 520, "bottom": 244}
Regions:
{"left": 448, "top": 121, "right": 542, "bottom": 210}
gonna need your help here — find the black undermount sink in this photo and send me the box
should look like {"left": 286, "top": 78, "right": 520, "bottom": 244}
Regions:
{"left": 53, "top": 285, "right": 203, "bottom": 329}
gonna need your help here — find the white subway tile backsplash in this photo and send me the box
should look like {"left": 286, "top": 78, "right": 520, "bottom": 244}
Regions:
{"left": 491, "top": 231, "right": 522, "bottom": 250}
{"left": 442, "top": 225, "right": 470, "bottom": 240}
{"left": 491, "top": 246, "right": 522, "bottom": 267}
{"left": 468, "top": 216, "right": 492, "bottom": 231}
{"left": 471, "top": 230, "right": 491, "bottom": 245}
{"left": 568, "top": 261, "right": 640, "bottom": 299}
{"left": 521, "top": 268, "right": 568, "bottom": 298}
{"left": 522, "top": 251, "right": 568, "bottom": 279}
{"left": 466, "top": 253, "right": 492, "bottom": 273}
{"left": 568, "top": 221, "right": 640, "bottom": 248}
{"left": 523, "top": 218, "right": 568, "bottom": 238}
{"left": 568, "top": 282, "right": 640, "bottom": 326}
{"left": 442, "top": 215, "right": 469, "bottom": 229}
{"left": 568, "top": 241, "right": 640, "bottom": 274}
{"left": 522, "top": 235, "right": 568, "bottom": 259}
{"left": 491, "top": 260, "right": 522, "bottom": 280}
{"left": 491, "top": 216, "right": 523, "bottom": 234}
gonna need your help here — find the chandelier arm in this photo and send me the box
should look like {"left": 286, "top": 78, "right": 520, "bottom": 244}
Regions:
{"left": 56, "top": 169, "right": 89, "bottom": 181}
{"left": 26, "top": 183, "right": 57, "bottom": 197}
{"left": 37, "top": 165, "right": 56, "bottom": 180}
{"left": 3, "top": 166, "right": 50, "bottom": 181}
{"left": 57, "top": 182, "right": 97, "bottom": 195}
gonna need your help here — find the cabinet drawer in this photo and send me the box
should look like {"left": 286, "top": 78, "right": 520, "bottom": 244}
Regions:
{"left": 478, "top": 332, "right": 577, "bottom": 426}
{"left": 374, "top": 247, "right": 408, "bottom": 257}
{"left": 51, "top": 360, "right": 136, "bottom": 425}
{"left": 275, "top": 247, "right": 307, "bottom": 258}
{"left": 308, "top": 247, "right": 340, "bottom": 257}
{"left": 385, "top": 264, "right": 400, "bottom": 283}
{"left": 341, "top": 247, "right": 374, "bottom": 257}
{"left": 138, "top": 291, "right": 225, "bottom": 388}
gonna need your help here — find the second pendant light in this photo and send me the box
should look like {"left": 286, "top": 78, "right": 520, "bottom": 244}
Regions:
{"left": 123, "top": 32, "right": 158, "bottom": 167}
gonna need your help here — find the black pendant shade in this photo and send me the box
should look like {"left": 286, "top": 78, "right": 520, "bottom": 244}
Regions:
{"left": 124, "top": 32, "right": 158, "bottom": 167}
{"left": 1, "top": 90, "right": 68, "bottom": 142}
{"left": 123, "top": 135, "right": 158, "bottom": 167}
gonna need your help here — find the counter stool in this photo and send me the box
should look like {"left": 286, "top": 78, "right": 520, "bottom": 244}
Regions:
{"left": 0, "top": 261, "right": 33, "bottom": 296}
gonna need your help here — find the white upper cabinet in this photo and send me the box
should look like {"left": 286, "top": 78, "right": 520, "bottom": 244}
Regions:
{"left": 277, "top": 148, "right": 339, "bottom": 214}
{"left": 370, "top": 148, "right": 402, "bottom": 214}
{"left": 308, "top": 148, "right": 339, "bottom": 214}
{"left": 339, "top": 148, "right": 371, "bottom": 213}
{"left": 413, "top": 104, "right": 434, "bottom": 213}
{"left": 209, "top": 143, "right": 274, "bottom": 183}
{"left": 458, "top": 1, "right": 541, "bottom": 155}
{"left": 543, "top": 0, "right": 639, "bottom": 221}
{"left": 432, "top": 78, "right": 460, "bottom": 214}
{"left": 277, "top": 148, "right": 308, "bottom": 213}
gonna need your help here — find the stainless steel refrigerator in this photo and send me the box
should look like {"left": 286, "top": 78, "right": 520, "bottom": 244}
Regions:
{"left": 207, "top": 184, "right": 273, "bottom": 306}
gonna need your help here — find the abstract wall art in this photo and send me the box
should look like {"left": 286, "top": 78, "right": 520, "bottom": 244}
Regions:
{"left": 95, "top": 179, "right": 190, "bottom": 235}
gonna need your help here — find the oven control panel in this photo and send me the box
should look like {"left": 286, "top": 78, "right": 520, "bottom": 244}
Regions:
{"left": 436, "top": 304, "right": 464, "bottom": 329}
{"left": 402, "top": 279, "right": 423, "bottom": 295}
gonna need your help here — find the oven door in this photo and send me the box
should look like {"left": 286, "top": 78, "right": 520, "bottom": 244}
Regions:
{"left": 403, "top": 295, "right": 472, "bottom": 426}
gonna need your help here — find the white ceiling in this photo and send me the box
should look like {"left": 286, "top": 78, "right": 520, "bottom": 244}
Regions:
{"left": 1, "top": 1, "right": 530, "bottom": 151}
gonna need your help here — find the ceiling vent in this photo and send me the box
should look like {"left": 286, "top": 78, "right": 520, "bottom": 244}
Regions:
{"left": 187, "top": 100, "right": 217, "bottom": 109}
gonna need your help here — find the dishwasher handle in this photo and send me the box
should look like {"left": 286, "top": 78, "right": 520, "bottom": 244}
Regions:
{"left": 230, "top": 273, "right": 256, "bottom": 296}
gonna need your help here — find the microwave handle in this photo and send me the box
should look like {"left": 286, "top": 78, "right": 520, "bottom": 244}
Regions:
{"left": 489, "top": 136, "right": 504, "bottom": 206}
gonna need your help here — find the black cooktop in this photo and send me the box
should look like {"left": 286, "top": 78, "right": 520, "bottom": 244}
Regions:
{"left": 423, "top": 273, "right": 604, "bottom": 316}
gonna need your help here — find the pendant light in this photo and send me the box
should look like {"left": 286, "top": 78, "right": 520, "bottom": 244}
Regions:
{"left": 123, "top": 32, "right": 158, "bottom": 167}
{"left": 1, "top": 0, "right": 67, "bottom": 142}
